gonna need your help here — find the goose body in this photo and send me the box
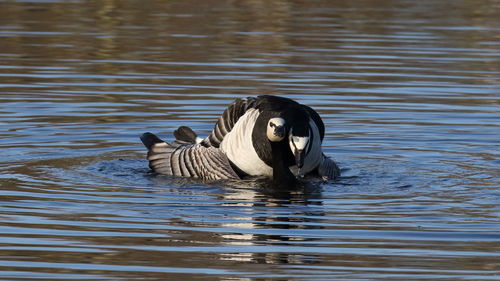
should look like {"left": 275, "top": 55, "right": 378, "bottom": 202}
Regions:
{"left": 218, "top": 108, "right": 273, "bottom": 176}
{"left": 141, "top": 95, "right": 340, "bottom": 184}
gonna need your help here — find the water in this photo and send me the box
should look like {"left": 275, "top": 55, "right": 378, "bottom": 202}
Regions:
{"left": 1, "top": 0, "right": 499, "bottom": 280}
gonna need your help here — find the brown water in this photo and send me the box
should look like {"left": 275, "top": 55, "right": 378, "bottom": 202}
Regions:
{"left": 1, "top": 0, "right": 499, "bottom": 280}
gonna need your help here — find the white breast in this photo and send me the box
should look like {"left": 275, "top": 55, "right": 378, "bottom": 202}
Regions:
{"left": 220, "top": 109, "right": 273, "bottom": 176}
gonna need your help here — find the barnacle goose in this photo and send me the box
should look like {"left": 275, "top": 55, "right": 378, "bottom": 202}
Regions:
{"left": 141, "top": 95, "right": 340, "bottom": 185}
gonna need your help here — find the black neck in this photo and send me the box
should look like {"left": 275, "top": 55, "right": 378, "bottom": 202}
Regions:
{"left": 270, "top": 141, "right": 297, "bottom": 188}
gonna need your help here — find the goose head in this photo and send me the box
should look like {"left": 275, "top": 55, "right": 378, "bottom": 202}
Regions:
{"left": 289, "top": 122, "right": 310, "bottom": 176}
{"left": 267, "top": 115, "right": 310, "bottom": 178}
{"left": 266, "top": 117, "right": 286, "bottom": 142}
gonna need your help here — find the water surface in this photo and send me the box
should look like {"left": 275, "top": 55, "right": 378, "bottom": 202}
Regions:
{"left": 1, "top": 0, "right": 499, "bottom": 280}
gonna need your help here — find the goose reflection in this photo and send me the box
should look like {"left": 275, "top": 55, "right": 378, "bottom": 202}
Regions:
{"left": 217, "top": 179, "right": 325, "bottom": 265}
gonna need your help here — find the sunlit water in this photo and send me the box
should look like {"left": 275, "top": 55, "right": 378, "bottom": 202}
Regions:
{"left": 1, "top": 0, "right": 499, "bottom": 280}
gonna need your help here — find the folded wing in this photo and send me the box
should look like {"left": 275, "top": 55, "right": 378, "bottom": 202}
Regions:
{"left": 141, "top": 132, "right": 239, "bottom": 180}
{"left": 317, "top": 154, "right": 341, "bottom": 181}
{"left": 204, "top": 97, "right": 257, "bottom": 147}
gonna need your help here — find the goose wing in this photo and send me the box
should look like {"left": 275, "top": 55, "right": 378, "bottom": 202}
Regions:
{"left": 317, "top": 154, "right": 340, "bottom": 181}
{"left": 141, "top": 132, "right": 239, "bottom": 180}
{"left": 302, "top": 105, "right": 337, "bottom": 179}
{"left": 204, "top": 97, "right": 257, "bottom": 147}
{"left": 302, "top": 104, "right": 325, "bottom": 142}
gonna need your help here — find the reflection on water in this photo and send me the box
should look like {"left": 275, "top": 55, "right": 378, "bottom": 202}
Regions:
{"left": 1, "top": 0, "right": 499, "bottom": 280}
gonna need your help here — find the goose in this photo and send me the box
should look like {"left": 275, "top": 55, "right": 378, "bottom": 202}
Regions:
{"left": 141, "top": 95, "right": 340, "bottom": 185}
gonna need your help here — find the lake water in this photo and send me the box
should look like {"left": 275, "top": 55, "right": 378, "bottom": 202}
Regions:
{"left": 1, "top": 0, "right": 499, "bottom": 280}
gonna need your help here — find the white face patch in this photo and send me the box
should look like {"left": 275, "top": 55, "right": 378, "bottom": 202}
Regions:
{"left": 290, "top": 134, "right": 309, "bottom": 151}
{"left": 267, "top": 117, "right": 286, "bottom": 142}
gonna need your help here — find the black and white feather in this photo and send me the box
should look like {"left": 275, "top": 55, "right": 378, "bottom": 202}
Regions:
{"left": 140, "top": 95, "right": 340, "bottom": 184}
{"left": 141, "top": 131, "right": 239, "bottom": 180}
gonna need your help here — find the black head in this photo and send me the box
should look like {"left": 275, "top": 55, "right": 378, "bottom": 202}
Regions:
{"left": 285, "top": 108, "right": 311, "bottom": 174}
{"left": 252, "top": 95, "right": 313, "bottom": 180}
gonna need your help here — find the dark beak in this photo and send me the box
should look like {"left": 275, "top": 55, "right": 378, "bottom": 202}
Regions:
{"left": 274, "top": 125, "right": 285, "bottom": 138}
{"left": 294, "top": 149, "right": 305, "bottom": 176}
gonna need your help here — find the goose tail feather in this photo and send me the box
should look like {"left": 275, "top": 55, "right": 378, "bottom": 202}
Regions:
{"left": 173, "top": 126, "right": 200, "bottom": 144}
{"left": 140, "top": 132, "right": 164, "bottom": 150}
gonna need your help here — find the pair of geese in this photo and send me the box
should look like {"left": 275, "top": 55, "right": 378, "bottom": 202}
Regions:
{"left": 141, "top": 95, "right": 340, "bottom": 186}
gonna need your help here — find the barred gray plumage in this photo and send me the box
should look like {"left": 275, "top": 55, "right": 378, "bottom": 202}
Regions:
{"left": 142, "top": 133, "right": 239, "bottom": 180}
{"left": 205, "top": 97, "right": 256, "bottom": 147}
